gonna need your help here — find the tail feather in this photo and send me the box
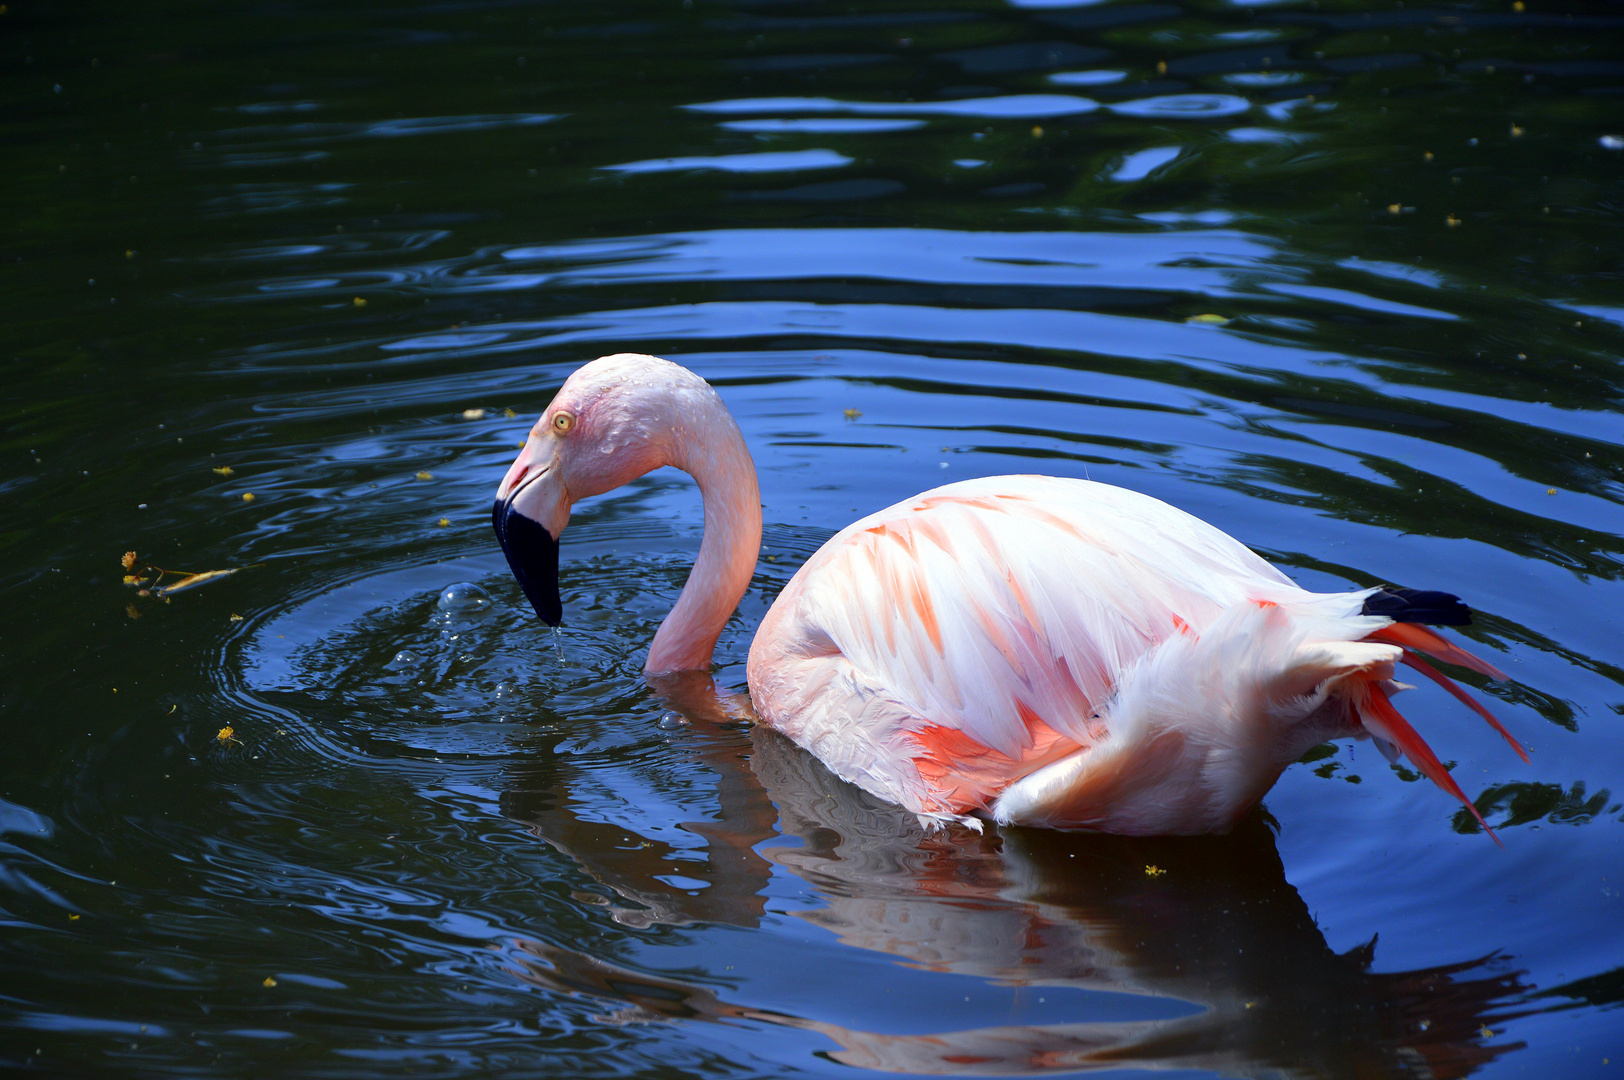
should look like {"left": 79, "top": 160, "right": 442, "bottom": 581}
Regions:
{"left": 1359, "top": 684, "right": 1502, "bottom": 847}
{"left": 1367, "top": 623, "right": 1508, "bottom": 682}
{"left": 1399, "top": 652, "right": 1530, "bottom": 763}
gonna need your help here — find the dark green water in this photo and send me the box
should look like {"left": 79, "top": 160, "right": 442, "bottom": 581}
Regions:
{"left": 3, "top": 0, "right": 1623, "bottom": 1075}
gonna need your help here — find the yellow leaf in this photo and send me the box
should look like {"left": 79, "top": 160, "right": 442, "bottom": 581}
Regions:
{"left": 352, "top": 297, "right": 367, "bottom": 307}
{"left": 1186, "top": 314, "right": 1231, "bottom": 325}
{"left": 415, "top": 471, "right": 433, "bottom": 481}
{"left": 263, "top": 977, "right": 278, "bottom": 988}
{"left": 229, "top": 613, "right": 243, "bottom": 622}
{"left": 242, "top": 492, "right": 256, "bottom": 502}
{"left": 1387, "top": 204, "right": 1402, "bottom": 215}
{"left": 217, "top": 726, "right": 238, "bottom": 745}
{"left": 1144, "top": 865, "right": 1166, "bottom": 877}
{"left": 437, "top": 517, "right": 451, "bottom": 527}
{"left": 213, "top": 466, "right": 235, "bottom": 477}
{"left": 1446, "top": 215, "right": 1461, "bottom": 227}
{"left": 843, "top": 408, "right": 862, "bottom": 420}
{"left": 503, "top": 408, "right": 517, "bottom": 418}
{"left": 121, "top": 550, "right": 137, "bottom": 570}
{"left": 69, "top": 914, "right": 80, "bottom": 921}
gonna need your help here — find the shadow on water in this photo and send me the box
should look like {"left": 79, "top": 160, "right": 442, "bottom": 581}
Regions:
{"left": 502, "top": 674, "right": 1528, "bottom": 1079}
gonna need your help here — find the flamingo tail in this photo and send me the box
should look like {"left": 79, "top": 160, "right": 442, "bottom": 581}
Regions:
{"left": 1358, "top": 682, "right": 1501, "bottom": 847}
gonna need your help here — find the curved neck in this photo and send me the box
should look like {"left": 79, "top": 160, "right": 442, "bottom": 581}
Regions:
{"left": 644, "top": 412, "right": 761, "bottom": 673}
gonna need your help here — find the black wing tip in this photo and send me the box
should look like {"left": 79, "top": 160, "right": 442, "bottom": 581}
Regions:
{"left": 1362, "top": 587, "right": 1473, "bottom": 626}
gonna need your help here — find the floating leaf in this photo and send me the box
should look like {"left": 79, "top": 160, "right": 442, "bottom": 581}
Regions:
{"left": 503, "top": 407, "right": 517, "bottom": 418}
{"left": 217, "top": 726, "right": 240, "bottom": 745}
{"left": 462, "top": 408, "right": 486, "bottom": 420}
{"left": 213, "top": 466, "right": 234, "bottom": 477}
{"left": 242, "top": 492, "right": 256, "bottom": 502}
{"left": 1186, "top": 313, "right": 1231, "bottom": 325}
{"left": 121, "top": 551, "right": 137, "bottom": 571}
{"left": 229, "top": 613, "right": 243, "bottom": 622}
{"left": 1144, "top": 865, "right": 1166, "bottom": 877}
{"left": 437, "top": 517, "right": 451, "bottom": 527}
{"left": 125, "top": 603, "right": 142, "bottom": 620}
{"left": 842, "top": 407, "right": 862, "bottom": 420}
{"left": 263, "top": 976, "right": 278, "bottom": 988}
{"left": 352, "top": 297, "right": 366, "bottom": 307}
{"left": 415, "top": 471, "right": 433, "bottom": 481}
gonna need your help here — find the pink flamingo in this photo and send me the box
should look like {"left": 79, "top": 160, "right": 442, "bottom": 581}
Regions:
{"left": 495, "top": 354, "right": 1527, "bottom": 837}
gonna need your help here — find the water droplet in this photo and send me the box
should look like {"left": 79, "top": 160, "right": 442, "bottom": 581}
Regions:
{"left": 437, "top": 582, "right": 492, "bottom": 613}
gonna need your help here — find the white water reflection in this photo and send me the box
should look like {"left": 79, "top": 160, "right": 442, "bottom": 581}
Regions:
{"left": 685, "top": 93, "right": 1099, "bottom": 118}
{"left": 602, "top": 148, "right": 853, "bottom": 174}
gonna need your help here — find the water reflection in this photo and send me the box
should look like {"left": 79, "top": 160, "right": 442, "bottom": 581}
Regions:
{"left": 505, "top": 675, "right": 1525, "bottom": 1078}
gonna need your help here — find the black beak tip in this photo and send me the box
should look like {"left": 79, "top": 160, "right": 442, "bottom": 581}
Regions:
{"left": 493, "top": 498, "right": 563, "bottom": 626}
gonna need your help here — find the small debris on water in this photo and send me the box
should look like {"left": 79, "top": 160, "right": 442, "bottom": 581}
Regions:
{"left": 352, "top": 297, "right": 366, "bottom": 307}
{"left": 1187, "top": 313, "right": 1230, "bottom": 325}
{"left": 242, "top": 492, "right": 256, "bottom": 502}
{"left": 843, "top": 408, "right": 862, "bottom": 420}
{"left": 462, "top": 408, "right": 486, "bottom": 420}
{"left": 213, "top": 466, "right": 234, "bottom": 476}
{"left": 415, "top": 471, "right": 433, "bottom": 481}
{"left": 1144, "top": 865, "right": 1166, "bottom": 877}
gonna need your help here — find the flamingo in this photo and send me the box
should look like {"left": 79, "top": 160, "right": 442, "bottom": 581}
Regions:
{"left": 494, "top": 353, "right": 1526, "bottom": 837}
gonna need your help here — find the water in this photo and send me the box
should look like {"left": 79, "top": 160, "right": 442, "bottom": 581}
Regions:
{"left": 2, "top": 0, "right": 1621, "bottom": 1074}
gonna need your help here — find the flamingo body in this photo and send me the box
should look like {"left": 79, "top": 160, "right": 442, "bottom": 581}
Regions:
{"left": 496, "top": 355, "right": 1522, "bottom": 837}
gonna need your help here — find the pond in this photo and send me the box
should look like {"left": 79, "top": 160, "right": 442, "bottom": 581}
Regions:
{"left": 2, "top": 0, "right": 1621, "bottom": 1075}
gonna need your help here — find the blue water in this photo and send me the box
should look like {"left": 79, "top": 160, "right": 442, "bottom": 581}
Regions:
{"left": 2, "top": 0, "right": 1621, "bottom": 1074}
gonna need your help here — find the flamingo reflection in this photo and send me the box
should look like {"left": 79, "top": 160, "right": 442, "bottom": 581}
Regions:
{"left": 501, "top": 674, "right": 1525, "bottom": 1078}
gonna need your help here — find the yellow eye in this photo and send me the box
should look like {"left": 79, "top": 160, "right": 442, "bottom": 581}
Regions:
{"left": 551, "top": 411, "right": 575, "bottom": 434}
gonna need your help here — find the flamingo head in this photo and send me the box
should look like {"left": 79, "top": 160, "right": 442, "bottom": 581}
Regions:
{"left": 493, "top": 353, "right": 706, "bottom": 626}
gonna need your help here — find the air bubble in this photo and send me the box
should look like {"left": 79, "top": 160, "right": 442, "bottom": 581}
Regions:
{"left": 437, "top": 582, "right": 492, "bottom": 613}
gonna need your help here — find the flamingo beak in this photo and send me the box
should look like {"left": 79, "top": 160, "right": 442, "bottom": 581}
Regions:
{"left": 493, "top": 496, "right": 561, "bottom": 626}
{"left": 493, "top": 439, "right": 570, "bottom": 626}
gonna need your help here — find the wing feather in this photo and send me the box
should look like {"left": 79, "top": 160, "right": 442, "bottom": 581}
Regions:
{"left": 756, "top": 477, "right": 1299, "bottom": 800}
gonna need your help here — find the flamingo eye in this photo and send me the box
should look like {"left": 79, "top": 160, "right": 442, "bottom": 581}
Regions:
{"left": 552, "top": 411, "right": 575, "bottom": 434}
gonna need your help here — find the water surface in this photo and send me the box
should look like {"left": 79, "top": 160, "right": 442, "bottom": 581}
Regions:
{"left": 2, "top": 0, "right": 1622, "bottom": 1075}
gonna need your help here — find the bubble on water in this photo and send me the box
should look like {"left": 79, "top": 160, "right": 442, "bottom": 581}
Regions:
{"left": 388, "top": 650, "right": 419, "bottom": 668}
{"left": 656, "top": 711, "right": 689, "bottom": 730}
{"left": 437, "top": 581, "right": 492, "bottom": 614}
